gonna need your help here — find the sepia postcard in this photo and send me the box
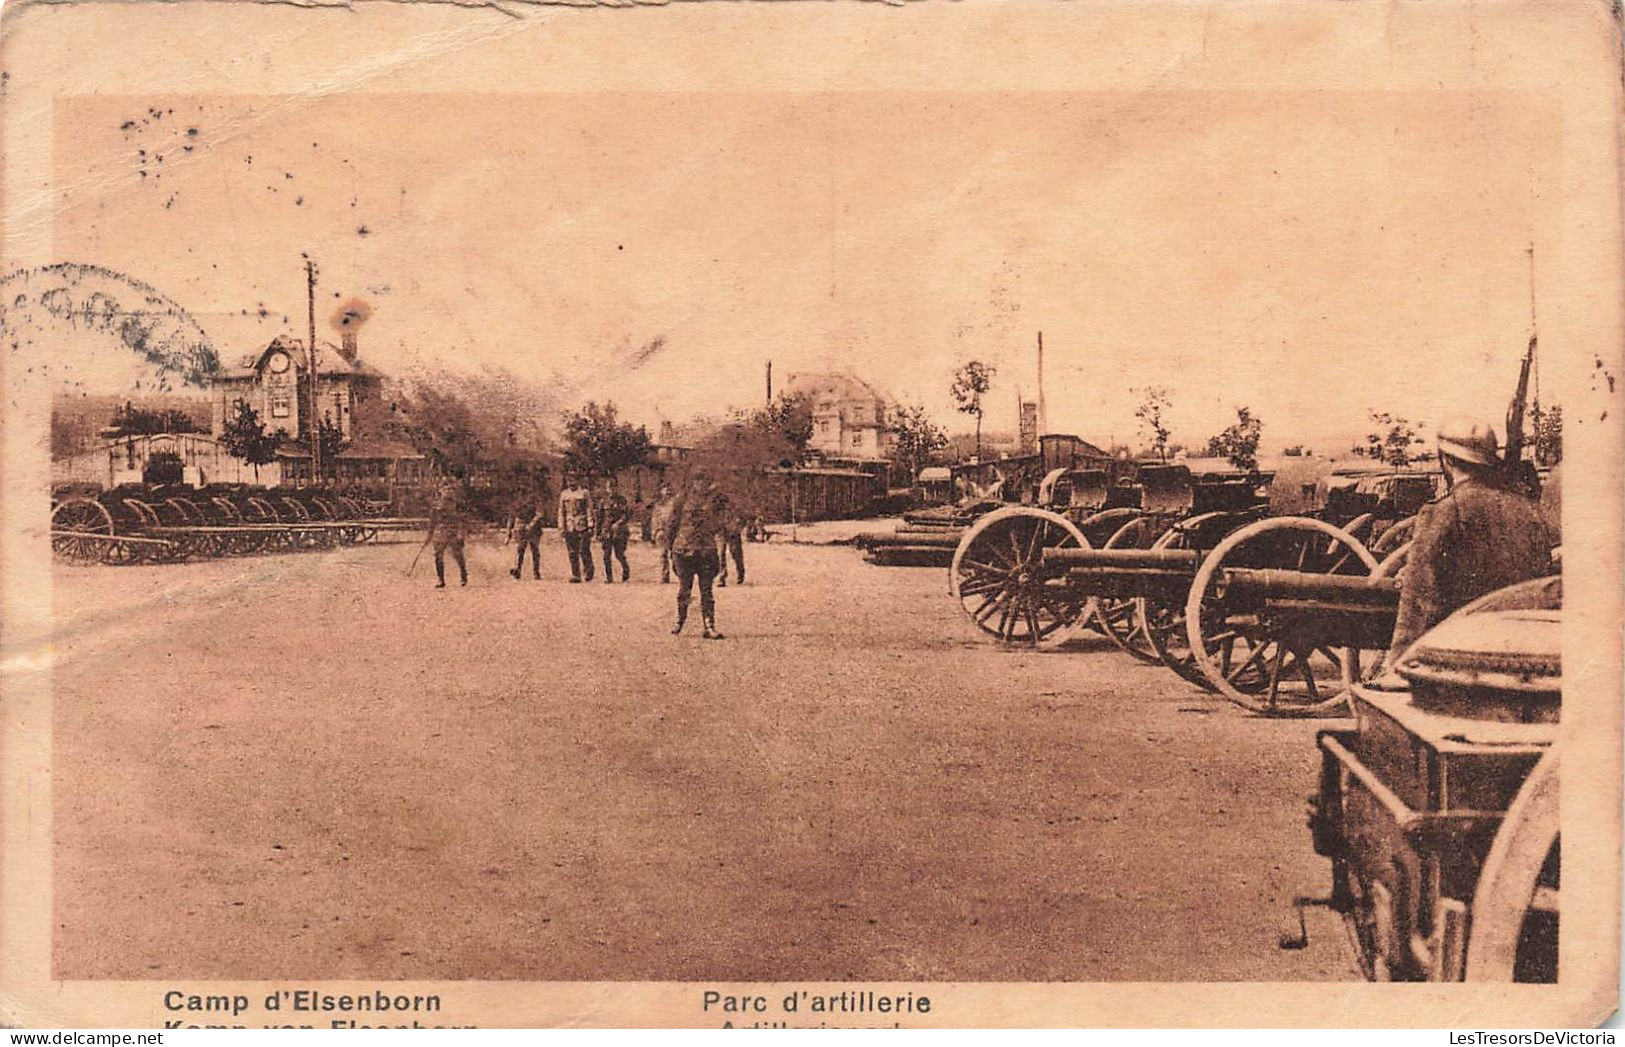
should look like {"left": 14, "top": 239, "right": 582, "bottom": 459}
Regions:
{"left": 0, "top": 0, "right": 1620, "bottom": 1029}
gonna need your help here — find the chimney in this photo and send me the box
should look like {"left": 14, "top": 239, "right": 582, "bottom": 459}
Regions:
{"left": 340, "top": 331, "right": 359, "bottom": 364}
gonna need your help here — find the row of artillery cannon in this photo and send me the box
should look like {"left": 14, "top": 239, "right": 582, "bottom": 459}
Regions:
{"left": 857, "top": 459, "right": 1435, "bottom": 716}
{"left": 858, "top": 456, "right": 1561, "bottom": 983}
{"left": 49, "top": 483, "right": 428, "bottom": 564}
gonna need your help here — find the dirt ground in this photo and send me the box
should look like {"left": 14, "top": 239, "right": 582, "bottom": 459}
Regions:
{"left": 52, "top": 533, "right": 1359, "bottom": 981}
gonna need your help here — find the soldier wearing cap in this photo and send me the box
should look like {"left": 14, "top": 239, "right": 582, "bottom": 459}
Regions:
{"left": 713, "top": 488, "right": 746, "bottom": 587}
{"left": 649, "top": 480, "right": 678, "bottom": 584}
{"left": 557, "top": 471, "right": 595, "bottom": 583}
{"left": 595, "top": 476, "right": 633, "bottom": 583}
{"left": 667, "top": 473, "right": 725, "bottom": 639}
{"left": 1375, "top": 420, "right": 1552, "bottom": 682}
{"left": 427, "top": 474, "right": 470, "bottom": 589}
{"left": 507, "top": 470, "right": 547, "bottom": 582}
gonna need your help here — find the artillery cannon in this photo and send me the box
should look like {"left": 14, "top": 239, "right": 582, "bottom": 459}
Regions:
{"left": 1309, "top": 575, "right": 1560, "bottom": 981}
{"left": 945, "top": 462, "right": 1276, "bottom": 652}
{"left": 50, "top": 483, "right": 425, "bottom": 565}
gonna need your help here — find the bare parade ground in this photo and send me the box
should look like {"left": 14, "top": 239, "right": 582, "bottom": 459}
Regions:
{"left": 52, "top": 534, "right": 1356, "bottom": 982}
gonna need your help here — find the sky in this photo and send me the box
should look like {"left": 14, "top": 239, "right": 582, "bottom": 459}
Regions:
{"left": 47, "top": 88, "right": 1557, "bottom": 454}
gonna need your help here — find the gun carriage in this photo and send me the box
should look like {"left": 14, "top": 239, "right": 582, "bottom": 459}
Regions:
{"left": 950, "top": 462, "right": 1439, "bottom": 716}
{"left": 49, "top": 483, "right": 426, "bottom": 565}
{"left": 946, "top": 462, "right": 1271, "bottom": 649}
{"left": 1309, "top": 576, "right": 1560, "bottom": 981}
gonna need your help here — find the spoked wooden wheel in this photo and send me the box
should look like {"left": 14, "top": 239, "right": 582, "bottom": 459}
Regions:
{"left": 1371, "top": 516, "right": 1416, "bottom": 557}
{"left": 1136, "top": 525, "right": 1213, "bottom": 687}
{"left": 1094, "top": 517, "right": 1162, "bottom": 663}
{"left": 51, "top": 498, "right": 116, "bottom": 563}
{"left": 243, "top": 497, "right": 279, "bottom": 523}
{"left": 1466, "top": 748, "right": 1559, "bottom": 982}
{"left": 949, "top": 506, "right": 1094, "bottom": 648}
{"left": 1185, "top": 517, "right": 1377, "bottom": 716}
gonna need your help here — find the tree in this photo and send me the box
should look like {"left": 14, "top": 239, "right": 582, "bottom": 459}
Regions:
{"left": 889, "top": 401, "right": 950, "bottom": 481}
{"left": 561, "top": 401, "right": 654, "bottom": 479}
{"left": 317, "top": 413, "right": 347, "bottom": 479}
{"left": 1354, "top": 411, "right": 1427, "bottom": 467}
{"left": 109, "top": 402, "right": 206, "bottom": 436}
{"left": 1133, "top": 386, "right": 1174, "bottom": 463}
{"left": 363, "top": 366, "right": 556, "bottom": 480}
{"left": 1201, "top": 406, "right": 1264, "bottom": 472}
{"left": 950, "top": 360, "right": 997, "bottom": 459}
{"left": 219, "top": 399, "right": 282, "bottom": 482}
{"left": 746, "top": 392, "right": 814, "bottom": 461}
{"left": 1531, "top": 403, "right": 1562, "bottom": 467}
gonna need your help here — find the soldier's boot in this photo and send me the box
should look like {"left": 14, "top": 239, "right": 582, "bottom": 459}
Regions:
{"left": 702, "top": 616, "right": 724, "bottom": 640}
{"left": 672, "top": 606, "right": 687, "bottom": 635}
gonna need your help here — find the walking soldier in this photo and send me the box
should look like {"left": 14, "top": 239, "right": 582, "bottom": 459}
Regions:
{"left": 649, "top": 480, "right": 678, "bottom": 584}
{"left": 668, "top": 475, "right": 725, "bottom": 639}
{"left": 507, "top": 478, "right": 545, "bottom": 581}
{"left": 714, "top": 489, "right": 746, "bottom": 587}
{"left": 427, "top": 476, "right": 470, "bottom": 589}
{"left": 596, "top": 478, "right": 633, "bottom": 583}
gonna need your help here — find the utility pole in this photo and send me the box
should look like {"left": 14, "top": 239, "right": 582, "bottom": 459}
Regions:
{"left": 766, "top": 360, "right": 773, "bottom": 404}
{"left": 305, "top": 256, "right": 320, "bottom": 484}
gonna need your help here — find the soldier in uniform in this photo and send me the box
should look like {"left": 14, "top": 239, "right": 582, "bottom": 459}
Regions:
{"left": 668, "top": 474, "right": 725, "bottom": 639}
{"left": 713, "top": 489, "right": 746, "bottom": 587}
{"left": 1374, "top": 420, "right": 1552, "bottom": 684}
{"left": 507, "top": 474, "right": 546, "bottom": 581}
{"left": 596, "top": 477, "right": 633, "bottom": 583}
{"left": 648, "top": 481, "right": 678, "bottom": 584}
{"left": 557, "top": 472, "right": 594, "bottom": 582}
{"left": 427, "top": 475, "right": 470, "bottom": 589}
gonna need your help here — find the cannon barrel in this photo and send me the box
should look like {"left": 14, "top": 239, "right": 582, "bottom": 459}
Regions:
{"left": 1043, "top": 547, "right": 1201, "bottom": 570}
{"left": 856, "top": 530, "right": 963, "bottom": 549}
{"left": 1217, "top": 568, "right": 1400, "bottom": 605}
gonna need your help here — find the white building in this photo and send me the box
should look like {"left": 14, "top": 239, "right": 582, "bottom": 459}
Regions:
{"left": 784, "top": 371, "right": 895, "bottom": 461}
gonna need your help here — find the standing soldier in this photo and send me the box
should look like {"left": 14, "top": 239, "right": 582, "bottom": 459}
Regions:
{"left": 668, "top": 474, "right": 725, "bottom": 639}
{"left": 596, "top": 477, "right": 633, "bottom": 583}
{"left": 649, "top": 480, "right": 678, "bottom": 584}
{"left": 1374, "top": 420, "right": 1552, "bottom": 683}
{"left": 427, "top": 474, "right": 469, "bottom": 589}
{"left": 557, "top": 471, "right": 595, "bottom": 583}
{"left": 507, "top": 472, "right": 545, "bottom": 581}
{"left": 714, "top": 488, "right": 746, "bottom": 587}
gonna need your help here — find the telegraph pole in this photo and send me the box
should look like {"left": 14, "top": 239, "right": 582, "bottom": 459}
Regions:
{"left": 305, "top": 256, "right": 320, "bottom": 484}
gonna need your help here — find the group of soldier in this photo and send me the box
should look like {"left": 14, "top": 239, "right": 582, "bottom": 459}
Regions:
{"left": 423, "top": 467, "right": 750, "bottom": 640}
